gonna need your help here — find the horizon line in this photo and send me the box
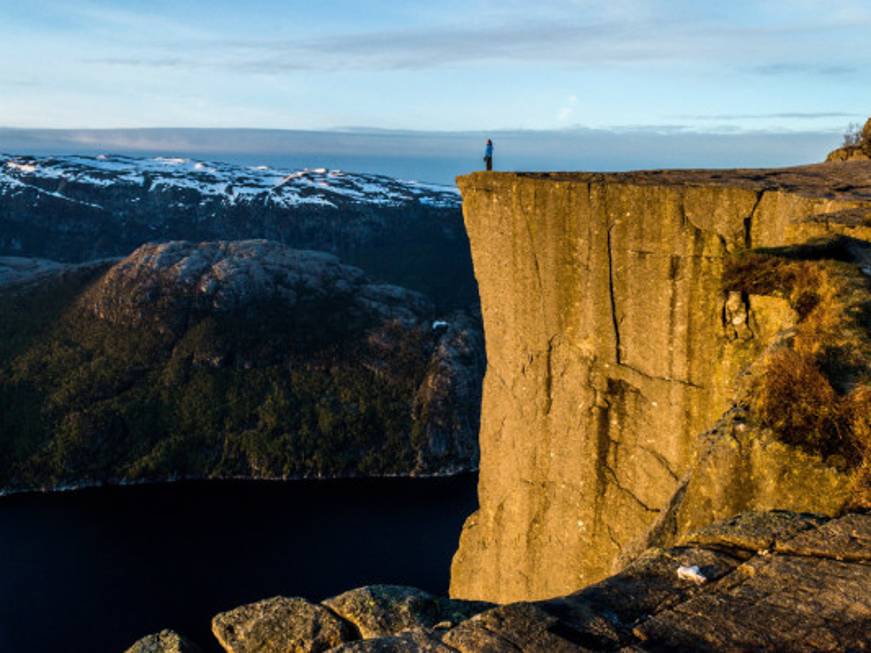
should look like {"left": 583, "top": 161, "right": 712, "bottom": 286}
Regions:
{"left": 0, "top": 124, "right": 856, "bottom": 136}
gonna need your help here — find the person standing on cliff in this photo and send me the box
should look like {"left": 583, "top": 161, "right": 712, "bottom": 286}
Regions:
{"left": 483, "top": 139, "right": 493, "bottom": 171}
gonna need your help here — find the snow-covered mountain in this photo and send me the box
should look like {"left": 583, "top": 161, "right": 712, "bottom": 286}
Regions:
{"left": 0, "top": 154, "right": 474, "bottom": 310}
{"left": 0, "top": 153, "right": 460, "bottom": 210}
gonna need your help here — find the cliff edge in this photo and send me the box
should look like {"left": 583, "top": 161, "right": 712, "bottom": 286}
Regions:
{"left": 451, "top": 163, "right": 871, "bottom": 602}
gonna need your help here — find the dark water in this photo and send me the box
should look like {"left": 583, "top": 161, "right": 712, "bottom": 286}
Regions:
{"left": 0, "top": 476, "right": 477, "bottom": 653}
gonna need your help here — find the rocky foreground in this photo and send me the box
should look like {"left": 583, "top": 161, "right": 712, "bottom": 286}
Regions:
{"left": 126, "top": 510, "right": 871, "bottom": 652}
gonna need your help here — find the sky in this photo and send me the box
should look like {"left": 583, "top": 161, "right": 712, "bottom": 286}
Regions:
{"left": 0, "top": 0, "right": 869, "bottom": 178}
{"left": 1, "top": 0, "right": 869, "bottom": 132}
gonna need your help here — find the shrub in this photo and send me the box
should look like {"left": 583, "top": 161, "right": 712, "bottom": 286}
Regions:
{"left": 846, "top": 385, "right": 871, "bottom": 507}
{"left": 842, "top": 122, "right": 863, "bottom": 147}
{"left": 725, "top": 248, "right": 871, "bottom": 480}
{"left": 752, "top": 349, "right": 852, "bottom": 458}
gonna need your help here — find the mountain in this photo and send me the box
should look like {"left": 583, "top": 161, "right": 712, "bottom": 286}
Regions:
{"left": 0, "top": 154, "right": 475, "bottom": 311}
{"left": 0, "top": 240, "right": 484, "bottom": 493}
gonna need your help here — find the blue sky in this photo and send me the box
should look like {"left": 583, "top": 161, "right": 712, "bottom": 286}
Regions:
{"left": 1, "top": 0, "right": 869, "bottom": 133}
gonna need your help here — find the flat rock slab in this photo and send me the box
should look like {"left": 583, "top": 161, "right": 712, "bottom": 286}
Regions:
{"left": 123, "top": 629, "right": 202, "bottom": 653}
{"left": 680, "top": 510, "right": 825, "bottom": 552}
{"left": 212, "top": 596, "right": 356, "bottom": 653}
{"left": 775, "top": 512, "right": 871, "bottom": 561}
{"left": 466, "top": 161, "right": 871, "bottom": 201}
{"left": 323, "top": 585, "right": 491, "bottom": 639}
{"left": 443, "top": 512, "right": 871, "bottom": 652}
{"left": 633, "top": 553, "right": 871, "bottom": 651}
{"left": 441, "top": 602, "right": 588, "bottom": 653}
{"left": 556, "top": 544, "right": 746, "bottom": 637}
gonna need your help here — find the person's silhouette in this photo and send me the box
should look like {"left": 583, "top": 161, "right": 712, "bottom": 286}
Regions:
{"left": 483, "top": 139, "right": 493, "bottom": 171}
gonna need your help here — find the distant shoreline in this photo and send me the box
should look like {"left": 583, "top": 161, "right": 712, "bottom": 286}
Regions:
{"left": 0, "top": 468, "right": 480, "bottom": 499}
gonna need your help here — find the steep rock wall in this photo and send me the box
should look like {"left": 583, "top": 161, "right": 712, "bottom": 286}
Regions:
{"left": 451, "top": 164, "right": 871, "bottom": 603}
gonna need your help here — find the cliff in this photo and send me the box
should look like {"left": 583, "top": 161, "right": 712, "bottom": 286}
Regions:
{"left": 451, "top": 163, "right": 871, "bottom": 602}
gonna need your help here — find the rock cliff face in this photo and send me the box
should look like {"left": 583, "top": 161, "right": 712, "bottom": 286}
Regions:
{"left": 451, "top": 163, "right": 871, "bottom": 602}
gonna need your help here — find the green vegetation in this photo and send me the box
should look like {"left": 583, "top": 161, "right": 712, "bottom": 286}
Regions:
{"left": 723, "top": 244, "right": 871, "bottom": 506}
{"left": 0, "top": 271, "right": 439, "bottom": 490}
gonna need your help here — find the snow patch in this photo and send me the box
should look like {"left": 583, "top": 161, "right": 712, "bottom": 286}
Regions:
{"left": 5, "top": 161, "right": 37, "bottom": 174}
{"left": 0, "top": 153, "right": 462, "bottom": 211}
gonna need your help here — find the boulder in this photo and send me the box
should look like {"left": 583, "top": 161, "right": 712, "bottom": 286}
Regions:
{"left": 123, "top": 630, "right": 202, "bottom": 653}
{"left": 322, "top": 585, "right": 491, "bottom": 640}
{"left": 826, "top": 145, "right": 870, "bottom": 162}
{"left": 211, "top": 596, "right": 356, "bottom": 653}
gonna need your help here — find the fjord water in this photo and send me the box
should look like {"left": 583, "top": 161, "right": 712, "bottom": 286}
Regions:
{"left": 0, "top": 476, "right": 477, "bottom": 653}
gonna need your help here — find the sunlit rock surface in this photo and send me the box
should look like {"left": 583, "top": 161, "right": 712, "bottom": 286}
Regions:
{"left": 211, "top": 596, "right": 356, "bottom": 653}
{"left": 322, "top": 585, "right": 491, "bottom": 640}
{"left": 450, "top": 163, "right": 871, "bottom": 602}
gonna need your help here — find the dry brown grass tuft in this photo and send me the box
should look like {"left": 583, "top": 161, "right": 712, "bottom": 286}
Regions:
{"left": 845, "top": 385, "right": 871, "bottom": 508}
{"left": 726, "top": 247, "right": 871, "bottom": 492}
{"left": 752, "top": 349, "right": 867, "bottom": 463}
